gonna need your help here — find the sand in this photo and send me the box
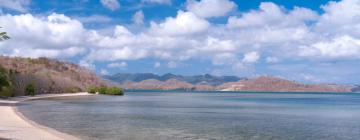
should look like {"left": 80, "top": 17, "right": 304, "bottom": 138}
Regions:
{"left": 0, "top": 93, "right": 91, "bottom": 140}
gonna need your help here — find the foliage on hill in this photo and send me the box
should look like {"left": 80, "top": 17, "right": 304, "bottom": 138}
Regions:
{"left": 0, "top": 56, "right": 107, "bottom": 96}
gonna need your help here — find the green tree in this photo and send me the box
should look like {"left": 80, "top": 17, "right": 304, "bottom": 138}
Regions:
{"left": 87, "top": 86, "right": 98, "bottom": 94}
{"left": 98, "top": 86, "right": 107, "bottom": 94}
{"left": 0, "top": 66, "right": 13, "bottom": 97}
{"left": 0, "top": 27, "right": 10, "bottom": 41}
{"left": 106, "top": 87, "right": 124, "bottom": 96}
{"left": 25, "top": 84, "right": 35, "bottom": 96}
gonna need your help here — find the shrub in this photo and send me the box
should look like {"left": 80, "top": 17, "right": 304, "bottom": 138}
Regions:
{"left": 0, "top": 66, "right": 13, "bottom": 98}
{"left": 0, "top": 86, "right": 13, "bottom": 98}
{"left": 66, "top": 87, "right": 82, "bottom": 93}
{"left": 25, "top": 84, "right": 35, "bottom": 96}
{"left": 86, "top": 86, "right": 124, "bottom": 96}
{"left": 87, "top": 86, "right": 98, "bottom": 94}
{"left": 98, "top": 86, "right": 107, "bottom": 94}
{"left": 106, "top": 87, "right": 124, "bottom": 96}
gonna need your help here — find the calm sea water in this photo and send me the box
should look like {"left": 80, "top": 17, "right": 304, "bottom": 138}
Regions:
{"left": 17, "top": 92, "right": 360, "bottom": 140}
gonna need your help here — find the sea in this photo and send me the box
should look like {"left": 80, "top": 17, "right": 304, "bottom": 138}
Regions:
{"left": 17, "top": 91, "right": 360, "bottom": 140}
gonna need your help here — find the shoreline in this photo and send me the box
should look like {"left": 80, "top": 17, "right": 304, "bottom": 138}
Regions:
{"left": 0, "top": 92, "right": 91, "bottom": 140}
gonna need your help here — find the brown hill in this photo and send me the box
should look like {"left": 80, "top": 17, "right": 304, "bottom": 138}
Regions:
{"left": 122, "top": 79, "right": 194, "bottom": 90}
{"left": 217, "top": 76, "right": 351, "bottom": 92}
{"left": 0, "top": 56, "right": 106, "bottom": 96}
{"left": 120, "top": 76, "right": 351, "bottom": 93}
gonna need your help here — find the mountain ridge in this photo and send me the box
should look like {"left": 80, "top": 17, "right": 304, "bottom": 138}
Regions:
{"left": 104, "top": 73, "right": 244, "bottom": 86}
{"left": 105, "top": 73, "right": 354, "bottom": 93}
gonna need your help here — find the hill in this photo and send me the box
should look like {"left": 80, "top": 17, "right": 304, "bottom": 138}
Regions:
{"left": 104, "top": 73, "right": 243, "bottom": 86}
{"left": 218, "top": 76, "right": 351, "bottom": 92}
{"left": 0, "top": 56, "right": 106, "bottom": 97}
{"left": 110, "top": 74, "right": 351, "bottom": 93}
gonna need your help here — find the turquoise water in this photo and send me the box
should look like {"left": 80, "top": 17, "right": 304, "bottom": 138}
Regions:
{"left": 17, "top": 92, "right": 360, "bottom": 140}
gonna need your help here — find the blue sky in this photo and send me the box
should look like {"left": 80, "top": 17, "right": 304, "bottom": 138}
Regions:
{"left": 1, "top": 0, "right": 360, "bottom": 84}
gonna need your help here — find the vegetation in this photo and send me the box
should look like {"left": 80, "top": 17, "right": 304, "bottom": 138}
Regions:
{"left": 25, "top": 84, "right": 35, "bottom": 96}
{"left": 65, "top": 86, "right": 82, "bottom": 93}
{"left": 0, "top": 66, "right": 13, "bottom": 97}
{"left": 87, "top": 86, "right": 124, "bottom": 96}
{"left": 0, "top": 27, "right": 10, "bottom": 41}
{"left": 87, "top": 86, "right": 98, "bottom": 94}
{"left": 98, "top": 86, "right": 107, "bottom": 94}
{"left": 106, "top": 87, "right": 124, "bottom": 95}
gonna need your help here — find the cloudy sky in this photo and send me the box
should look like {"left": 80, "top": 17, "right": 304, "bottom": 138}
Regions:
{"left": 0, "top": 0, "right": 359, "bottom": 84}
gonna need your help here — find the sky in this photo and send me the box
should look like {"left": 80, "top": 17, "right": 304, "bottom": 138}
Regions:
{"left": 0, "top": 0, "right": 359, "bottom": 84}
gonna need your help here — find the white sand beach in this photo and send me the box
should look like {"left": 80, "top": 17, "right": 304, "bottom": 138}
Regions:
{"left": 0, "top": 93, "right": 90, "bottom": 140}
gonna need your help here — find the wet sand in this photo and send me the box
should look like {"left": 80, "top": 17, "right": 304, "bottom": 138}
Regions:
{"left": 0, "top": 93, "right": 91, "bottom": 140}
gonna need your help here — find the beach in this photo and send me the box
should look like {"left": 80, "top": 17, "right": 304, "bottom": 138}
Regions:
{"left": 0, "top": 93, "right": 90, "bottom": 140}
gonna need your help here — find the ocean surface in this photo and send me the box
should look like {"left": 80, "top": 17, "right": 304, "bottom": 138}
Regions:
{"left": 17, "top": 91, "right": 360, "bottom": 140}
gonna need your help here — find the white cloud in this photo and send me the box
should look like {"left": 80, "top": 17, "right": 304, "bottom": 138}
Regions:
{"left": 227, "top": 2, "right": 318, "bottom": 28}
{"left": 242, "top": 52, "right": 260, "bottom": 63}
{"left": 107, "top": 62, "right": 127, "bottom": 68}
{"left": 132, "top": 10, "right": 144, "bottom": 25}
{"left": 299, "top": 35, "right": 360, "bottom": 59}
{"left": 186, "top": 0, "right": 236, "bottom": 18}
{"left": 167, "top": 61, "right": 178, "bottom": 68}
{"left": 75, "top": 15, "right": 112, "bottom": 23}
{"left": 79, "top": 60, "right": 95, "bottom": 70}
{"left": 141, "top": 0, "right": 171, "bottom": 5}
{"left": 0, "top": 13, "right": 86, "bottom": 58}
{"left": 100, "top": 0, "right": 120, "bottom": 11}
{"left": 154, "top": 62, "right": 161, "bottom": 68}
{"left": 150, "top": 10, "right": 210, "bottom": 36}
{"left": 266, "top": 57, "right": 280, "bottom": 64}
{"left": 100, "top": 69, "right": 109, "bottom": 75}
{"left": 0, "top": 0, "right": 31, "bottom": 13}
{"left": 86, "top": 47, "right": 148, "bottom": 61}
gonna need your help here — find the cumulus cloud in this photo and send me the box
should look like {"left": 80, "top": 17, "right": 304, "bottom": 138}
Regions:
{"left": 186, "top": 0, "right": 236, "bottom": 18}
{"left": 107, "top": 62, "right": 128, "bottom": 68}
{"left": 0, "top": 0, "right": 31, "bottom": 13}
{"left": 132, "top": 10, "right": 144, "bottom": 25}
{"left": 74, "top": 15, "right": 112, "bottom": 23}
{"left": 100, "top": 0, "right": 120, "bottom": 11}
{"left": 141, "top": 0, "right": 171, "bottom": 5}
{"left": 150, "top": 11, "right": 210, "bottom": 36}
{"left": 0, "top": 13, "right": 86, "bottom": 58}
{"left": 299, "top": 35, "right": 360, "bottom": 59}
{"left": 242, "top": 52, "right": 260, "bottom": 63}
{"left": 154, "top": 62, "right": 161, "bottom": 68}
{"left": 266, "top": 57, "right": 280, "bottom": 64}
{"left": 100, "top": 69, "right": 109, "bottom": 75}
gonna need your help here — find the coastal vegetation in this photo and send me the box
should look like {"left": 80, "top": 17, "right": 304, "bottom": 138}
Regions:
{"left": 0, "top": 66, "right": 13, "bottom": 97}
{"left": 87, "top": 86, "right": 124, "bottom": 96}
{"left": 25, "top": 84, "right": 35, "bottom": 96}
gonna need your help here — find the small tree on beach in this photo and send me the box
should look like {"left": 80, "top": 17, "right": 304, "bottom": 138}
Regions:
{"left": 25, "top": 84, "right": 35, "bottom": 96}
{"left": 0, "top": 27, "right": 10, "bottom": 41}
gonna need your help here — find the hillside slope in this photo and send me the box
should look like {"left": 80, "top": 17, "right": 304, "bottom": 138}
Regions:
{"left": 218, "top": 76, "right": 351, "bottom": 92}
{"left": 104, "top": 73, "right": 243, "bottom": 86}
{"left": 117, "top": 75, "right": 351, "bottom": 93}
{"left": 0, "top": 56, "right": 106, "bottom": 96}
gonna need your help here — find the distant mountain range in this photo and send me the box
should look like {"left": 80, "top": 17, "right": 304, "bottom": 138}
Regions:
{"left": 104, "top": 73, "right": 354, "bottom": 93}
{"left": 103, "top": 73, "right": 243, "bottom": 86}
